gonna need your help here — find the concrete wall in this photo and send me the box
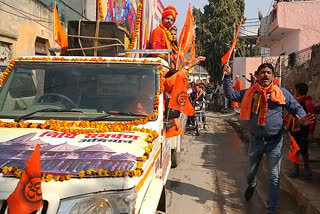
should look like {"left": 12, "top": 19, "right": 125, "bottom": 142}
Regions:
{"left": 278, "top": 1, "right": 320, "bottom": 30}
{"left": 280, "top": 45, "right": 320, "bottom": 139}
{"left": 0, "top": 0, "right": 60, "bottom": 58}
{"left": 233, "top": 57, "right": 264, "bottom": 89}
{"left": 268, "top": 1, "right": 320, "bottom": 55}
{"left": 270, "top": 30, "right": 300, "bottom": 56}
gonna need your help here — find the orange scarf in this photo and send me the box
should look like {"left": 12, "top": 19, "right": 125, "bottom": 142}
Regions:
{"left": 240, "top": 79, "right": 285, "bottom": 125}
{"left": 193, "top": 90, "right": 204, "bottom": 102}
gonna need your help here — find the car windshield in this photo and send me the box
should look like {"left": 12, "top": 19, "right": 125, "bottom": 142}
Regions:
{"left": 0, "top": 62, "right": 158, "bottom": 120}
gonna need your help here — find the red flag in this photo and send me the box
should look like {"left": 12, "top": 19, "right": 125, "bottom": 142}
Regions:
{"left": 7, "top": 144, "right": 42, "bottom": 214}
{"left": 53, "top": 2, "right": 68, "bottom": 48}
{"left": 168, "top": 70, "right": 195, "bottom": 116}
{"left": 221, "top": 18, "right": 243, "bottom": 64}
{"left": 178, "top": 3, "right": 194, "bottom": 56}
{"left": 288, "top": 136, "right": 300, "bottom": 164}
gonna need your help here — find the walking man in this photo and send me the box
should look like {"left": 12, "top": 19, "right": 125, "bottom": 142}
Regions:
{"left": 223, "top": 63, "right": 314, "bottom": 214}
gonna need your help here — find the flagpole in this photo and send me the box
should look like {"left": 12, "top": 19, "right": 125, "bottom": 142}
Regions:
{"left": 222, "top": 21, "right": 238, "bottom": 80}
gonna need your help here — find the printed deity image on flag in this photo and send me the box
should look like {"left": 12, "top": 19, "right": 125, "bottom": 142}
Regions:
{"left": 105, "top": 0, "right": 137, "bottom": 44}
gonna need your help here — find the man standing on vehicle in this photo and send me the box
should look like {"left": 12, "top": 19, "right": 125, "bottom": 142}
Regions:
{"left": 151, "top": 5, "right": 178, "bottom": 60}
{"left": 223, "top": 63, "right": 314, "bottom": 214}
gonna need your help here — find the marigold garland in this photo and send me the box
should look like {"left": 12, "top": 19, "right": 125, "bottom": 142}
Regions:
{"left": 98, "top": 0, "right": 105, "bottom": 21}
{"left": 0, "top": 60, "right": 14, "bottom": 86}
{"left": 0, "top": 57, "right": 165, "bottom": 182}
{"left": 129, "top": 0, "right": 143, "bottom": 49}
{"left": 159, "top": 23, "right": 173, "bottom": 42}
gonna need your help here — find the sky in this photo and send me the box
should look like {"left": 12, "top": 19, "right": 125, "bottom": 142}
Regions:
{"left": 161, "top": 0, "right": 273, "bottom": 32}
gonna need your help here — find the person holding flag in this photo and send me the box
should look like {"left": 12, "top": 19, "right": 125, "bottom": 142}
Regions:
{"left": 284, "top": 82, "right": 315, "bottom": 179}
{"left": 222, "top": 63, "right": 314, "bottom": 214}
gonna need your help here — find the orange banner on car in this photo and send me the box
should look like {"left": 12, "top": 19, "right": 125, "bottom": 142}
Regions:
{"left": 288, "top": 135, "right": 300, "bottom": 164}
{"left": 168, "top": 70, "right": 194, "bottom": 116}
{"left": 53, "top": 1, "right": 68, "bottom": 48}
{"left": 7, "top": 144, "right": 42, "bottom": 214}
{"left": 221, "top": 18, "right": 243, "bottom": 64}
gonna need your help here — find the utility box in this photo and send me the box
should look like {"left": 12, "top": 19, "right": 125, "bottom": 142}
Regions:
{"left": 67, "top": 21, "right": 125, "bottom": 57}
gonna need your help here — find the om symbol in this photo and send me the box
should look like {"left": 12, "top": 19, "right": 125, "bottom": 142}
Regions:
{"left": 24, "top": 177, "right": 42, "bottom": 203}
{"left": 177, "top": 92, "right": 187, "bottom": 107}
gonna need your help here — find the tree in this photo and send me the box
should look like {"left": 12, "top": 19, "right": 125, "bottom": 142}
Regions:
{"left": 193, "top": 0, "right": 252, "bottom": 83}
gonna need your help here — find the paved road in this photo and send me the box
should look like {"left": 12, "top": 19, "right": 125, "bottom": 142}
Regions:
{"left": 166, "top": 112, "right": 302, "bottom": 214}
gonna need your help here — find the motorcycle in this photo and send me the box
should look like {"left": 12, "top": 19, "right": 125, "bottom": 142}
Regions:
{"left": 186, "top": 101, "right": 205, "bottom": 136}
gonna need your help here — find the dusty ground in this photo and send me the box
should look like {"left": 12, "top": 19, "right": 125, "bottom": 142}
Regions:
{"left": 166, "top": 111, "right": 301, "bottom": 214}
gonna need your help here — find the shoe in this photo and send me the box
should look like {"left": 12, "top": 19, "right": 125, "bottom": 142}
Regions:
{"left": 304, "top": 167, "right": 312, "bottom": 179}
{"left": 288, "top": 170, "right": 299, "bottom": 178}
{"left": 245, "top": 186, "right": 255, "bottom": 201}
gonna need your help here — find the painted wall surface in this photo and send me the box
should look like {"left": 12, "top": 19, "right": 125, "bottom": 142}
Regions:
{"left": 278, "top": 1, "right": 320, "bottom": 30}
{"left": 233, "top": 57, "right": 262, "bottom": 89}
{"left": 270, "top": 30, "right": 299, "bottom": 56}
{"left": 268, "top": 1, "right": 320, "bottom": 55}
{"left": 0, "top": 0, "right": 61, "bottom": 57}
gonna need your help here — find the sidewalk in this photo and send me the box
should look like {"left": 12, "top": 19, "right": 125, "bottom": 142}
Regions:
{"left": 226, "top": 115, "right": 320, "bottom": 214}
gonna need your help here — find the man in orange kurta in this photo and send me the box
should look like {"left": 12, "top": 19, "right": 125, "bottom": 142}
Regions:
{"left": 232, "top": 75, "right": 243, "bottom": 112}
{"left": 151, "top": 6, "right": 178, "bottom": 60}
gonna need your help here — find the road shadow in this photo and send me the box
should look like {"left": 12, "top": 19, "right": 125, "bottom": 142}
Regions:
{"left": 166, "top": 179, "right": 245, "bottom": 212}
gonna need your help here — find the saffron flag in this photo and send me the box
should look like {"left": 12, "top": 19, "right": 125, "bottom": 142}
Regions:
{"left": 288, "top": 136, "right": 300, "bottom": 164}
{"left": 168, "top": 70, "right": 195, "bottom": 116}
{"left": 178, "top": 3, "right": 195, "bottom": 56}
{"left": 7, "top": 144, "right": 42, "bottom": 214}
{"left": 53, "top": 1, "right": 68, "bottom": 48}
{"left": 221, "top": 18, "right": 243, "bottom": 64}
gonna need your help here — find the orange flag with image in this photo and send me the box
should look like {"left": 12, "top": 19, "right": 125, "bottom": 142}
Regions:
{"left": 53, "top": 1, "right": 68, "bottom": 48}
{"left": 288, "top": 135, "right": 300, "bottom": 164}
{"left": 7, "top": 144, "right": 42, "bottom": 214}
{"left": 178, "top": 3, "right": 194, "bottom": 56}
{"left": 168, "top": 70, "right": 195, "bottom": 116}
{"left": 188, "top": 38, "right": 196, "bottom": 63}
{"left": 221, "top": 18, "right": 243, "bottom": 64}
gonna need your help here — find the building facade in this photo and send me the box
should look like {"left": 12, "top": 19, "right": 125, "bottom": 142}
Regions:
{"left": 0, "top": 0, "right": 88, "bottom": 62}
{"left": 257, "top": 0, "right": 320, "bottom": 56}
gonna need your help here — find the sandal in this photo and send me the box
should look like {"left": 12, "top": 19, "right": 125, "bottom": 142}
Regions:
{"left": 288, "top": 170, "right": 299, "bottom": 178}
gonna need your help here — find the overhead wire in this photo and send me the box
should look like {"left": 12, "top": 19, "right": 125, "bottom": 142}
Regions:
{"left": 0, "top": 0, "right": 51, "bottom": 21}
{"left": 0, "top": 5, "right": 52, "bottom": 31}
{"left": 0, "top": 8, "right": 52, "bottom": 23}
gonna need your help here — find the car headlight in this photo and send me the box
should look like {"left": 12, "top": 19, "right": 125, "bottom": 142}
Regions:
{"left": 58, "top": 188, "right": 136, "bottom": 214}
